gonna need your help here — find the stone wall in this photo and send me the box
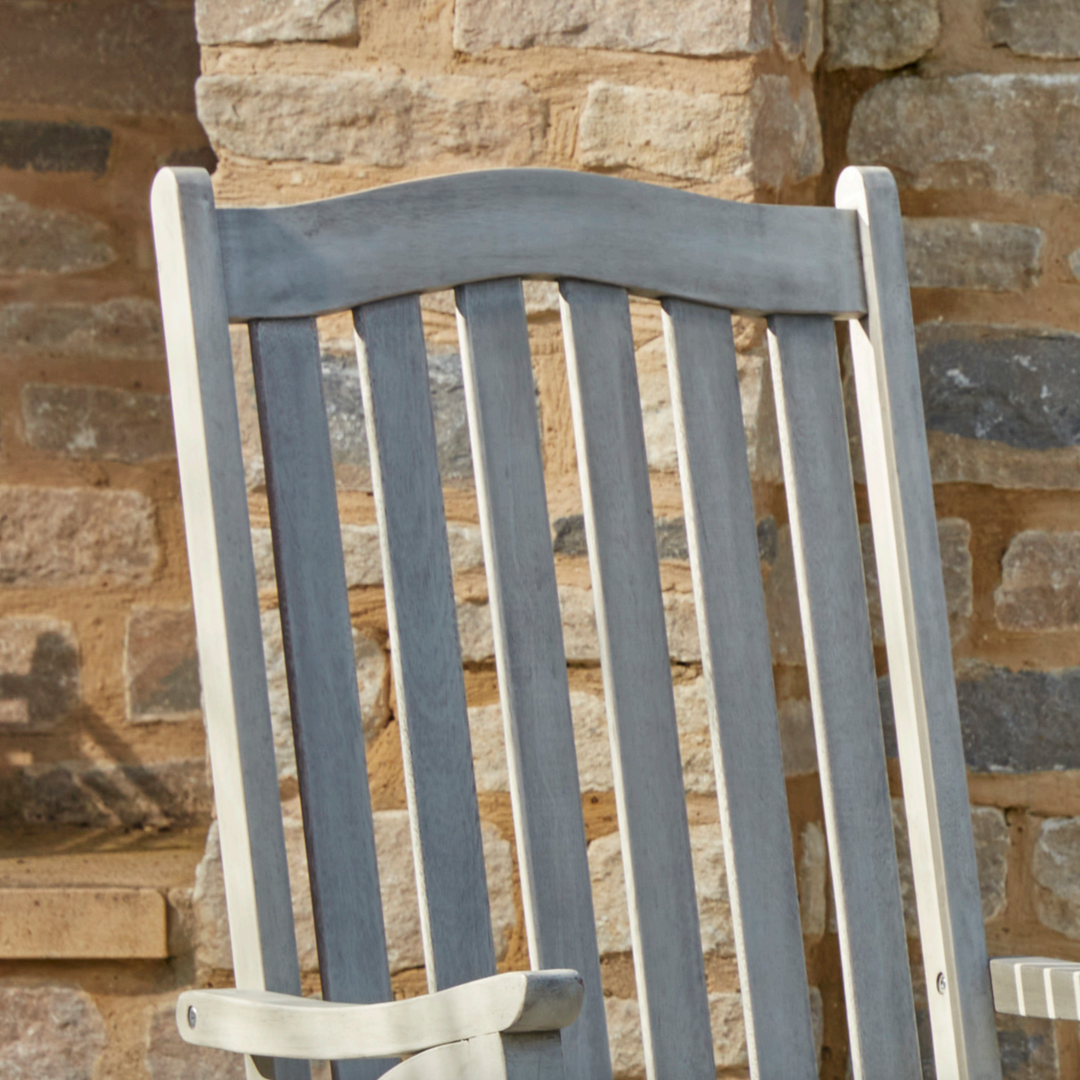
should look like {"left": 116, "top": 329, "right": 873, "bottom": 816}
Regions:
{"left": 3, "top": 0, "right": 1080, "bottom": 1078}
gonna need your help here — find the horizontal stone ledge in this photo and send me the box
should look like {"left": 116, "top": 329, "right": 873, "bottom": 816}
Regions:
{"left": 0, "top": 887, "right": 166, "bottom": 959}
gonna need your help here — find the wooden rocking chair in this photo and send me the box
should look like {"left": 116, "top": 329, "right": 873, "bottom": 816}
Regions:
{"left": 151, "top": 165, "right": 1071, "bottom": 1080}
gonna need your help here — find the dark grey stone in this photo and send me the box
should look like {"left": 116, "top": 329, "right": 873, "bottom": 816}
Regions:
{"left": 0, "top": 120, "right": 111, "bottom": 174}
{"left": 879, "top": 663, "right": 1080, "bottom": 773}
{"left": 552, "top": 514, "right": 588, "bottom": 557}
{"left": 917, "top": 323, "right": 1080, "bottom": 450}
{"left": 995, "top": 1013, "right": 1057, "bottom": 1080}
{"left": 756, "top": 516, "right": 779, "bottom": 565}
{"left": 774, "top": 0, "right": 807, "bottom": 54}
{"left": 0, "top": 627, "right": 79, "bottom": 728}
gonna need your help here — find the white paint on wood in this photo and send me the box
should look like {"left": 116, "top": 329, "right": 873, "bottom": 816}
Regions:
{"left": 990, "top": 958, "right": 1080, "bottom": 1021}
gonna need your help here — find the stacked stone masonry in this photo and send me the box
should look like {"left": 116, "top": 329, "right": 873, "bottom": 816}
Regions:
{"left": 3, "top": 1, "right": 1080, "bottom": 1079}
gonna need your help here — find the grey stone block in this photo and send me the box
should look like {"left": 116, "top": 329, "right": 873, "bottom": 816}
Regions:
{"left": 0, "top": 985, "right": 106, "bottom": 1079}
{"left": 0, "top": 121, "right": 111, "bottom": 175}
{"left": 985, "top": 0, "right": 1080, "bottom": 59}
{"left": 0, "top": 194, "right": 113, "bottom": 274}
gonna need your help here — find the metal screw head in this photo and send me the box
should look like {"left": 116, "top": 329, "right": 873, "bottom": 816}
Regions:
{"left": 187, "top": 1006, "right": 198, "bottom": 1029}
{"left": 936, "top": 972, "right": 947, "bottom": 995}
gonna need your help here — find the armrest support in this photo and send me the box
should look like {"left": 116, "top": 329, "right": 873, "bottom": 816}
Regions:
{"left": 990, "top": 957, "right": 1080, "bottom": 1020}
{"left": 177, "top": 969, "right": 584, "bottom": 1061}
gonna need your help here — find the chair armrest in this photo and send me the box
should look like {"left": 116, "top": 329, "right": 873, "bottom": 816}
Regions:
{"left": 177, "top": 969, "right": 584, "bottom": 1061}
{"left": 990, "top": 957, "right": 1080, "bottom": 1020}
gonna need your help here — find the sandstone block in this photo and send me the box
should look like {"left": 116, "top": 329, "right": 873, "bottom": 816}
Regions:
{"left": 146, "top": 1001, "right": 244, "bottom": 1080}
{"left": 0, "top": 985, "right": 106, "bottom": 1080}
{"left": 799, "top": 821, "right": 828, "bottom": 940}
{"left": 0, "top": 617, "right": 78, "bottom": 728}
{"left": 578, "top": 76, "right": 822, "bottom": 189}
{"left": 776, "top": 0, "right": 824, "bottom": 68}
{"left": 0, "top": 298, "right": 164, "bottom": 361}
{"left": 1035, "top": 816, "right": 1080, "bottom": 939}
{"left": 0, "top": 486, "right": 158, "bottom": 588}
{"left": 454, "top": 0, "right": 770, "bottom": 57}
{"left": 995, "top": 530, "right": 1080, "bottom": 630}
{"left": 903, "top": 219, "right": 1044, "bottom": 291}
{"left": 197, "top": 73, "right": 544, "bottom": 167}
{"left": 826, "top": 0, "right": 939, "bottom": 69}
{"left": 0, "top": 194, "right": 113, "bottom": 274}
{"left": 0, "top": 120, "right": 111, "bottom": 175}
{"left": 849, "top": 75, "right": 1080, "bottom": 197}
{"left": 985, "top": 0, "right": 1080, "bottom": 59}
{"left": 22, "top": 384, "right": 174, "bottom": 463}
{"left": 261, "top": 609, "right": 388, "bottom": 780}
{"left": 196, "top": 0, "right": 357, "bottom": 44}
{"left": 125, "top": 607, "right": 200, "bottom": 722}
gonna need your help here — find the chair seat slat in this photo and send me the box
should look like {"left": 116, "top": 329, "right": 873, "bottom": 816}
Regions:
{"left": 560, "top": 279, "right": 714, "bottom": 1080}
{"left": 663, "top": 298, "right": 818, "bottom": 1080}
{"left": 768, "top": 314, "right": 920, "bottom": 1080}
{"left": 354, "top": 295, "right": 497, "bottom": 992}
{"left": 455, "top": 279, "right": 611, "bottom": 1080}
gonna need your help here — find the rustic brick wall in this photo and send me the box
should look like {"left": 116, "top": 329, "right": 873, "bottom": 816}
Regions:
{"left": 3, "top": 1, "right": 1080, "bottom": 1078}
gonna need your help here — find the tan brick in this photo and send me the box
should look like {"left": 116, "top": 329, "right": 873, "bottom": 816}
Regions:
{"left": 0, "top": 299, "right": 163, "bottom": 361}
{"left": 196, "top": 0, "right": 357, "bottom": 45}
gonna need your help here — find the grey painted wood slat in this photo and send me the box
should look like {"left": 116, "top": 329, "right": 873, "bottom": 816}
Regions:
{"left": 217, "top": 170, "right": 866, "bottom": 321}
{"left": 559, "top": 279, "right": 714, "bottom": 1080}
{"left": 454, "top": 279, "right": 610, "bottom": 1080}
{"left": 249, "top": 318, "right": 394, "bottom": 1080}
{"left": 837, "top": 166, "right": 1001, "bottom": 1080}
{"left": 353, "top": 294, "right": 496, "bottom": 991}
{"left": 767, "top": 314, "right": 920, "bottom": 1080}
{"left": 663, "top": 298, "right": 818, "bottom": 1080}
{"left": 150, "top": 168, "right": 310, "bottom": 1080}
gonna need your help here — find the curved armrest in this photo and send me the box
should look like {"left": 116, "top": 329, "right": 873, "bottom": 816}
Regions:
{"left": 177, "top": 969, "right": 584, "bottom": 1061}
{"left": 990, "top": 957, "right": 1080, "bottom": 1020}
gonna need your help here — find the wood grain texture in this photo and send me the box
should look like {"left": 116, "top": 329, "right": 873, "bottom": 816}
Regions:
{"left": 354, "top": 295, "right": 495, "bottom": 992}
{"left": 768, "top": 314, "right": 920, "bottom": 1080}
{"left": 836, "top": 166, "right": 1002, "bottom": 1080}
{"left": 455, "top": 279, "right": 610, "bottom": 1080}
{"left": 663, "top": 298, "right": 818, "bottom": 1080}
{"left": 250, "top": 318, "right": 393, "bottom": 1080}
{"left": 990, "top": 958, "right": 1080, "bottom": 1021}
{"left": 217, "top": 170, "right": 866, "bottom": 321}
{"left": 560, "top": 279, "right": 714, "bottom": 1080}
{"left": 382, "top": 1031, "right": 566, "bottom": 1080}
{"left": 150, "top": 166, "right": 309, "bottom": 1080}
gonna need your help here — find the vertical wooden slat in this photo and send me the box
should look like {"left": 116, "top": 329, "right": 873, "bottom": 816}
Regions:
{"left": 663, "top": 298, "right": 818, "bottom": 1080}
{"left": 353, "top": 294, "right": 496, "bottom": 991}
{"left": 249, "top": 318, "right": 394, "bottom": 1080}
{"left": 837, "top": 166, "right": 1002, "bottom": 1080}
{"left": 455, "top": 279, "right": 611, "bottom": 1080}
{"left": 559, "top": 279, "right": 714, "bottom": 1080}
{"left": 768, "top": 313, "right": 920, "bottom": 1080}
{"left": 150, "top": 168, "right": 309, "bottom": 1080}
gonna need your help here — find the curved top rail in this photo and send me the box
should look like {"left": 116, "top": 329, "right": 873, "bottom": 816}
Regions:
{"left": 213, "top": 168, "right": 867, "bottom": 321}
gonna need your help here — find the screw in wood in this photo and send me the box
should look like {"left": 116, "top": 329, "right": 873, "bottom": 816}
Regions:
{"left": 187, "top": 1005, "right": 198, "bottom": 1029}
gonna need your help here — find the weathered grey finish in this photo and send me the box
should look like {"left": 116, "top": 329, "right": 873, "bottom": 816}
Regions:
{"left": 454, "top": 279, "right": 610, "bottom": 1080}
{"left": 560, "top": 279, "right": 715, "bottom": 1080}
{"left": 990, "top": 958, "right": 1080, "bottom": 1021}
{"left": 353, "top": 295, "right": 495, "bottom": 992}
{"left": 663, "top": 298, "right": 818, "bottom": 1080}
{"left": 768, "top": 313, "right": 921, "bottom": 1080}
{"left": 249, "top": 317, "right": 393, "bottom": 1080}
{"left": 837, "top": 167, "right": 1003, "bottom": 1080}
{"left": 217, "top": 169, "right": 867, "bottom": 321}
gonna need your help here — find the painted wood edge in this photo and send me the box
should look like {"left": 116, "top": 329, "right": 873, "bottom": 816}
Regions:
{"left": 990, "top": 958, "right": 1080, "bottom": 1021}
{"left": 381, "top": 1031, "right": 566, "bottom": 1080}
{"left": 218, "top": 169, "right": 866, "bottom": 320}
{"left": 177, "top": 970, "right": 584, "bottom": 1060}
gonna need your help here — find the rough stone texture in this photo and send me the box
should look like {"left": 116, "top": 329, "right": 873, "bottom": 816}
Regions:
{"left": 778, "top": 698, "right": 818, "bottom": 777}
{"left": 146, "top": 1001, "right": 244, "bottom": 1080}
{"left": 196, "top": 0, "right": 358, "bottom": 45}
{"left": 1034, "top": 816, "right": 1080, "bottom": 939}
{"left": 0, "top": 486, "right": 159, "bottom": 588}
{"left": 0, "top": 121, "right": 111, "bottom": 175}
{"left": 0, "top": 298, "right": 164, "bottom": 361}
{"left": 15, "top": 759, "right": 211, "bottom": 829}
{"left": 825, "top": 0, "right": 940, "bottom": 69}
{"left": 578, "top": 76, "right": 822, "bottom": 189}
{"left": 903, "top": 219, "right": 1044, "bottom": 291}
{"left": 454, "top": 0, "right": 770, "bottom": 57}
{"left": 849, "top": 75, "right": 1080, "bottom": 197}
{"left": 552, "top": 514, "right": 689, "bottom": 561}
{"left": 0, "top": 985, "right": 106, "bottom": 1080}
{"left": 0, "top": 617, "right": 79, "bottom": 728}
{"left": 589, "top": 824, "right": 733, "bottom": 957}
{"left": 22, "top": 384, "right": 174, "bottom": 463}
{"left": 799, "top": 821, "right": 828, "bottom": 941}
{"left": 125, "top": 607, "right": 200, "bottom": 722}
{"left": 0, "top": 194, "right": 113, "bottom": 274}
{"left": 195, "top": 807, "right": 515, "bottom": 974}
{"left": 995, "top": 1012, "right": 1058, "bottom": 1080}
{"left": 995, "top": 530, "right": 1080, "bottom": 630}
{"left": 1069, "top": 247, "right": 1080, "bottom": 282}
{"left": 197, "top": 73, "right": 545, "bottom": 166}
{"left": 261, "top": 609, "right": 388, "bottom": 780}
{"left": 776, "top": 0, "right": 824, "bottom": 68}
{"left": 985, "top": 0, "right": 1080, "bottom": 59}
{"left": 893, "top": 801, "right": 1008, "bottom": 935}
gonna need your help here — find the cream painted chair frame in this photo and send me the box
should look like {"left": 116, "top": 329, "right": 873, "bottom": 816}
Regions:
{"left": 152, "top": 165, "right": 1063, "bottom": 1080}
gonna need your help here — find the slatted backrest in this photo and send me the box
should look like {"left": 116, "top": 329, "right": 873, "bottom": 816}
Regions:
{"left": 152, "top": 166, "right": 1000, "bottom": 1080}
